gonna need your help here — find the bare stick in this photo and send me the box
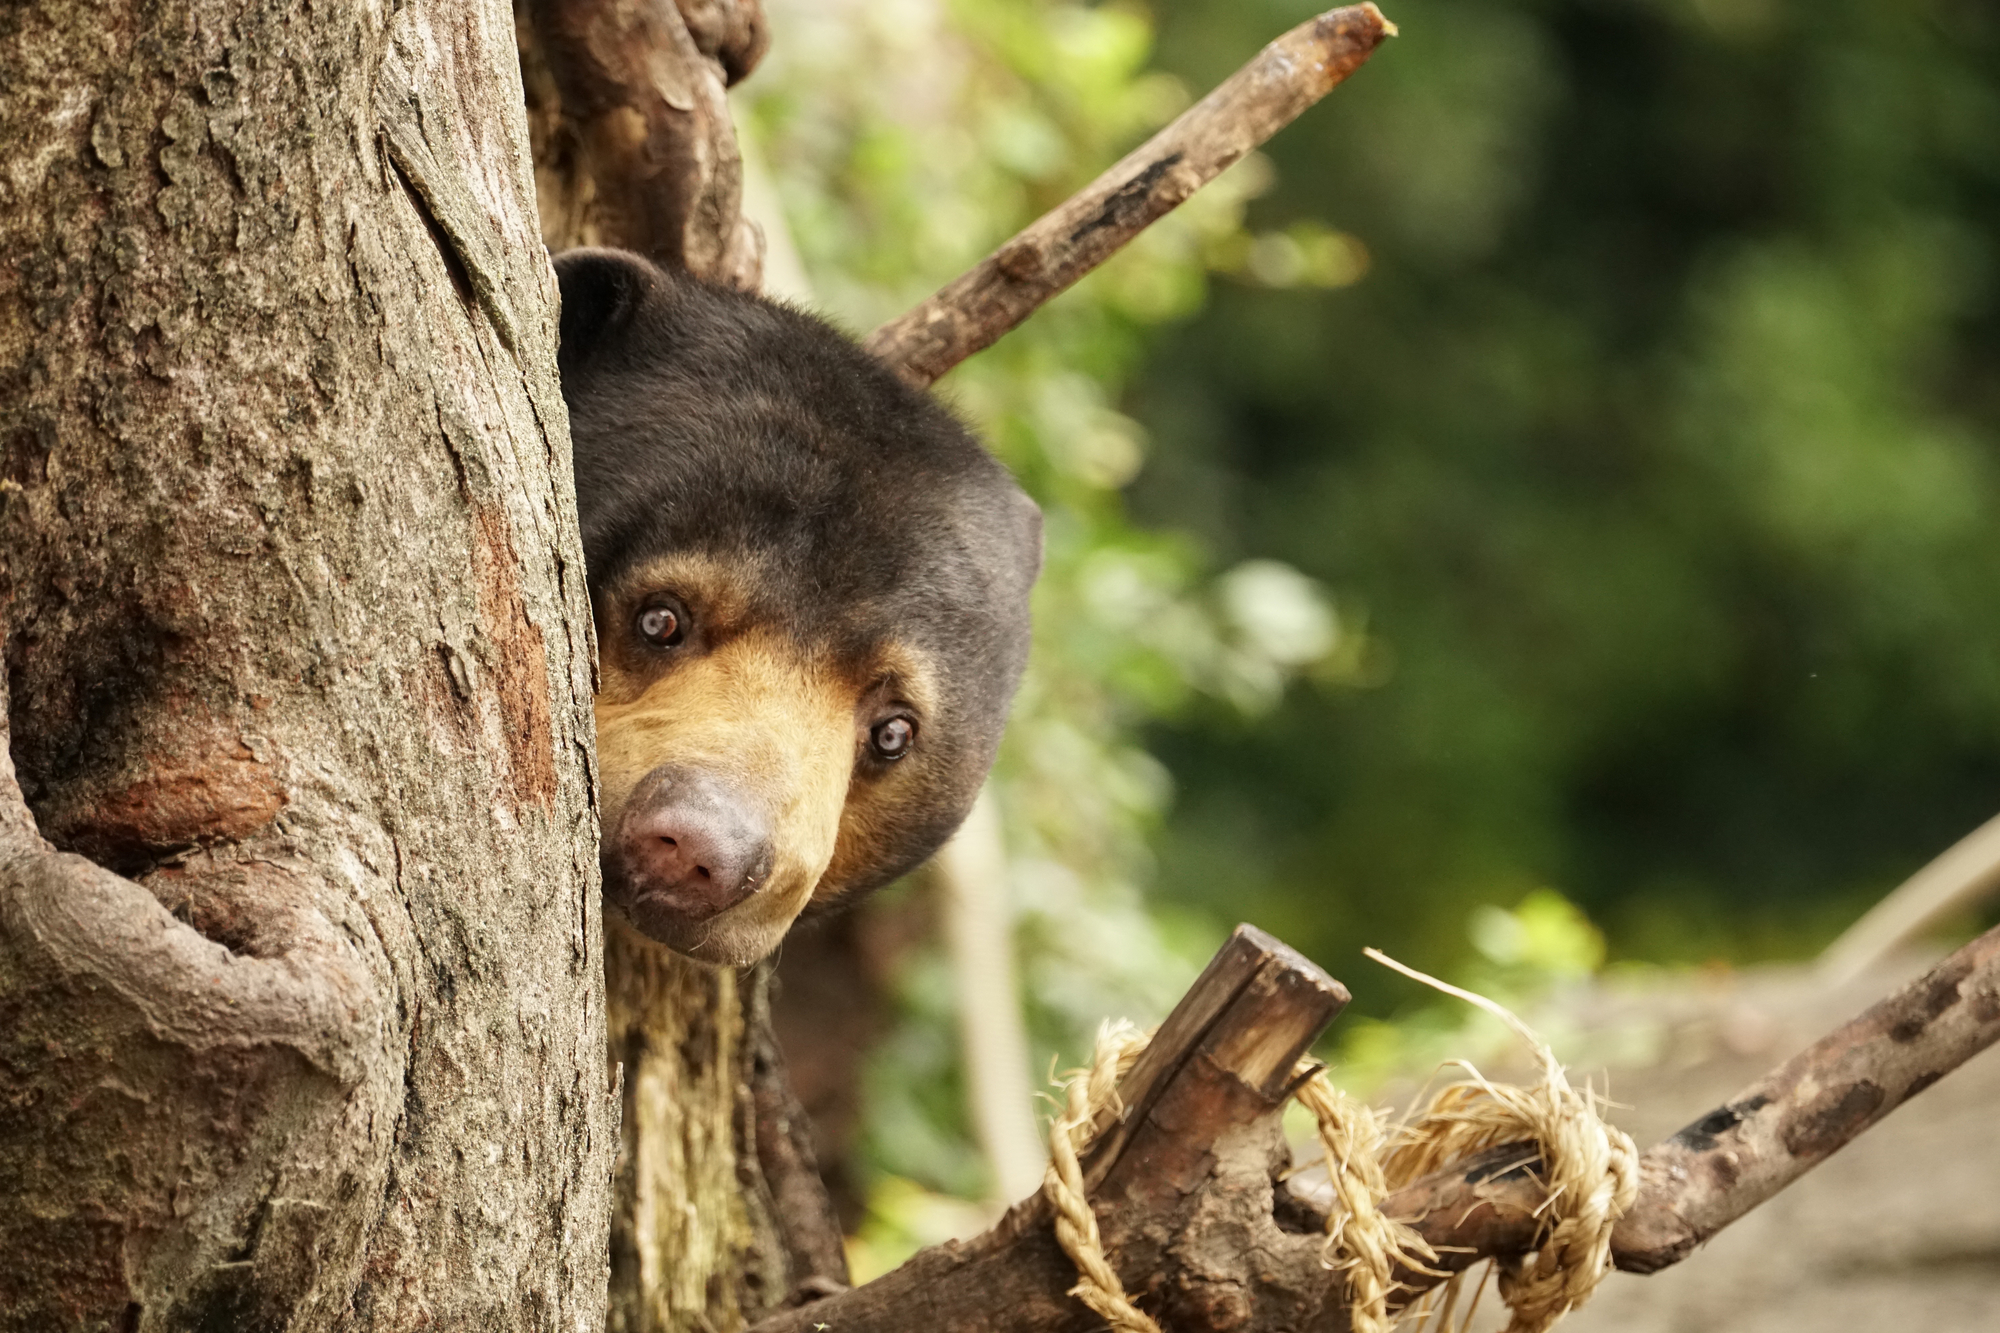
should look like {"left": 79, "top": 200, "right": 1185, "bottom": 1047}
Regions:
{"left": 1617, "top": 918, "right": 2000, "bottom": 1270}
{"left": 1817, "top": 810, "right": 2000, "bottom": 983}
{"left": 864, "top": 4, "right": 1397, "bottom": 388}
{"left": 1376, "top": 920, "right": 2000, "bottom": 1300}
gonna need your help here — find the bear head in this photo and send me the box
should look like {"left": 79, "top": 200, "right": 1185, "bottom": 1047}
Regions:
{"left": 555, "top": 248, "right": 1041, "bottom": 966}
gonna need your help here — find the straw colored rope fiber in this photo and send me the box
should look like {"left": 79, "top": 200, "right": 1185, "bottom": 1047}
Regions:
{"left": 1041, "top": 1020, "right": 1157, "bottom": 1333}
{"left": 1040, "top": 953, "right": 1639, "bottom": 1333}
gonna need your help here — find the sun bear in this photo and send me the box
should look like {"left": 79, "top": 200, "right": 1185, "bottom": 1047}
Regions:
{"left": 554, "top": 249, "right": 1042, "bottom": 966}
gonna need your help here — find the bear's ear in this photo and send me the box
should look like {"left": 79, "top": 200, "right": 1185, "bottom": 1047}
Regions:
{"left": 553, "top": 248, "right": 661, "bottom": 365}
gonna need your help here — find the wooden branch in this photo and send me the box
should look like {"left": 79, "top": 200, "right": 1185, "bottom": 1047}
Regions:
{"left": 1375, "top": 920, "right": 2000, "bottom": 1303}
{"left": 1617, "top": 919, "right": 2000, "bottom": 1270}
{"left": 520, "top": 0, "right": 765, "bottom": 286}
{"left": 863, "top": 4, "right": 1396, "bottom": 388}
{"left": 743, "top": 958, "right": 854, "bottom": 1299}
{"left": 752, "top": 921, "right": 2000, "bottom": 1333}
{"left": 748, "top": 925, "right": 1353, "bottom": 1333}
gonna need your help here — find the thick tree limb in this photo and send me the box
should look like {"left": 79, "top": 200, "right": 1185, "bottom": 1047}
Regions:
{"left": 753, "top": 921, "right": 2000, "bottom": 1333}
{"left": 750, "top": 925, "right": 1354, "bottom": 1333}
{"left": 864, "top": 4, "right": 1396, "bottom": 388}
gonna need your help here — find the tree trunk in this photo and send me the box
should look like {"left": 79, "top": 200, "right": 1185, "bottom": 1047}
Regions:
{"left": 601, "top": 924, "right": 787, "bottom": 1332}
{"left": 0, "top": 1, "right": 616, "bottom": 1328}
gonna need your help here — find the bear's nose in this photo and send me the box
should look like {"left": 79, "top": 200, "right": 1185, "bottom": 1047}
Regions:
{"left": 613, "top": 768, "right": 774, "bottom": 925}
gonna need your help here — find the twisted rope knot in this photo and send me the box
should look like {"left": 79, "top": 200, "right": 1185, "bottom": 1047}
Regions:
{"left": 1041, "top": 1019, "right": 1154, "bottom": 1333}
{"left": 1040, "top": 954, "right": 1639, "bottom": 1333}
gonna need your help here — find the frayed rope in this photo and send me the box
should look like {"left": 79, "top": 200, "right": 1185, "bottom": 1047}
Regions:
{"left": 1041, "top": 950, "right": 1638, "bottom": 1333}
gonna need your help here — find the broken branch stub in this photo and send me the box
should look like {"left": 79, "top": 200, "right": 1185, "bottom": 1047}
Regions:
{"left": 748, "top": 924, "right": 1353, "bottom": 1333}
{"left": 755, "top": 919, "right": 2000, "bottom": 1333}
{"left": 864, "top": 3, "right": 1396, "bottom": 389}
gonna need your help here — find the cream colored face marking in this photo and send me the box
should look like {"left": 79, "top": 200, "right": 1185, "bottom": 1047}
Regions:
{"left": 594, "top": 554, "right": 944, "bottom": 964}
{"left": 815, "top": 638, "right": 942, "bottom": 904}
{"left": 598, "top": 629, "right": 852, "bottom": 963}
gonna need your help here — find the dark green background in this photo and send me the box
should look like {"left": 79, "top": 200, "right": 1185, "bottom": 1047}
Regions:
{"left": 1131, "top": 0, "right": 2000, "bottom": 996}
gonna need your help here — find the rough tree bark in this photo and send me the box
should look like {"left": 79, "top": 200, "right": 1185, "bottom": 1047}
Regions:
{"left": 0, "top": 1, "right": 616, "bottom": 1329}
{"left": 516, "top": 4, "right": 838, "bottom": 1330}
{"left": 518, "top": 0, "right": 765, "bottom": 288}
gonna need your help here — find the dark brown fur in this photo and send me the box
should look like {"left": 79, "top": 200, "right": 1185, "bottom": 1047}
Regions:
{"left": 557, "top": 249, "right": 1040, "bottom": 963}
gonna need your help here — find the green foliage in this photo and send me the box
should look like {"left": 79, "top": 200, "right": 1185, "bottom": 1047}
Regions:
{"left": 747, "top": 0, "right": 2000, "bottom": 1248}
{"left": 745, "top": 0, "right": 1347, "bottom": 1217}
{"left": 1135, "top": 0, "right": 2000, "bottom": 1014}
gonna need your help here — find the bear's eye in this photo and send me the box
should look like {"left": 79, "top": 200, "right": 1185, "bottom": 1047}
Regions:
{"left": 869, "top": 715, "right": 916, "bottom": 762}
{"left": 636, "top": 601, "right": 686, "bottom": 648}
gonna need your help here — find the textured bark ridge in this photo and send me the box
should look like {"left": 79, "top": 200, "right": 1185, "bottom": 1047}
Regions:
{"left": 602, "top": 924, "right": 793, "bottom": 1333}
{"left": 517, "top": 0, "right": 767, "bottom": 288}
{"left": 0, "top": 1, "right": 616, "bottom": 1328}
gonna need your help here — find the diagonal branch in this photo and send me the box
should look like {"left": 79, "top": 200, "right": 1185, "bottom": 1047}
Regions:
{"left": 864, "top": 3, "right": 1396, "bottom": 388}
{"left": 1381, "top": 918, "right": 2000, "bottom": 1297}
{"left": 751, "top": 920, "right": 2000, "bottom": 1333}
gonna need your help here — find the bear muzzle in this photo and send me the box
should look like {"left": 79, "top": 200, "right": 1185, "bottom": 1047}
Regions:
{"left": 607, "top": 764, "right": 776, "bottom": 943}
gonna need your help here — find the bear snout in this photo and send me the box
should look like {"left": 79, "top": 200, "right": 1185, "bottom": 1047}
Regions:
{"left": 611, "top": 766, "right": 775, "bottom": 932}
